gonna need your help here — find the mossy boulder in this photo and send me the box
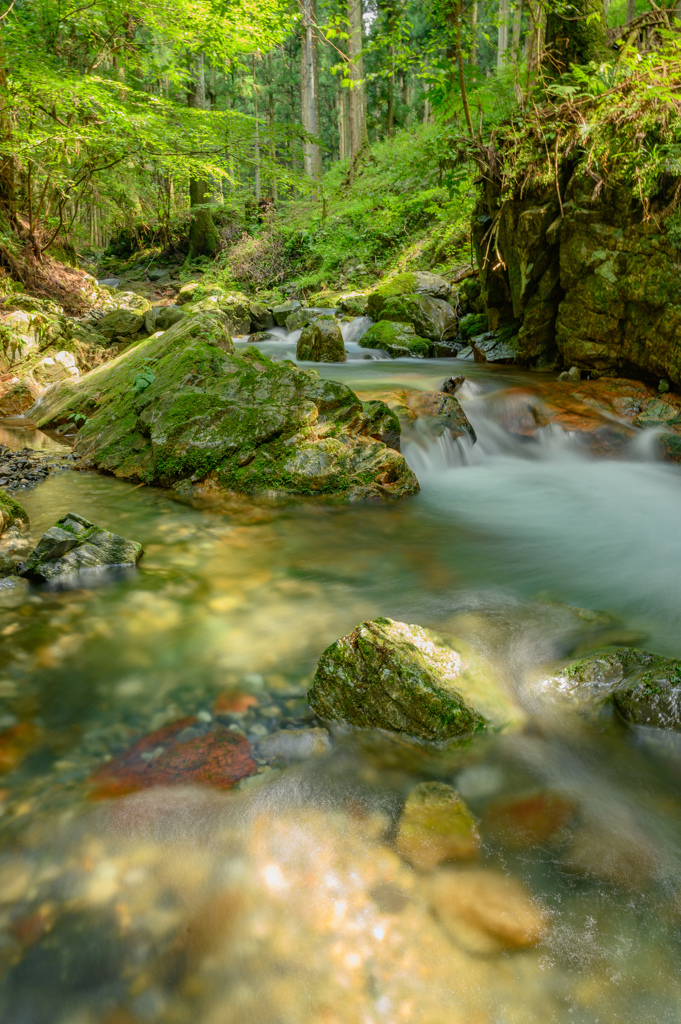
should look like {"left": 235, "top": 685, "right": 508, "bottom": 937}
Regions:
{"left": 32, "top": 313, "right": 418, "bottom": 501}
{"left": 286, "top": 308, "right": 325, "bottom": 332}
{"left": 155, "top": 306, "right": 185, "bottom": 332}
{"left": 97, "top": 310, "right": 146, "bottom": 341}
{"left": 20, "top": 512, "right": 143, "bottom": 583}
{"left": 470, "top": 324, "right": 520, "bottom": 364}
{"left": 0, "top": 490, "right": 28, "bottom": 535}
{"left": 359, "top": 321, "right": 432, "bottom": 358}
{"left": 185, "top": 294, "right": 251, "bottom": 335}
{"left": 554, "top": 647, "right": 681, "bottom": 731}
{"left": 249, "top": 301, "right": 275, "bottom": 332}
{"left": 307, "top": 617, "right": 523, "bottom": 742}
{"left": 272, "top": 299, "right": 302, "bottom": 326}
{"left": 378, "top": 294, "right": 457, "bottom": 342}
{"left": 339, "top": 294, "right": 368, "bottom": 316}
{"left": 296, "top": 318, "right": 346, "bottom": 362}
{"left": 367, "top": 272, "right": 451, "bottom": 319}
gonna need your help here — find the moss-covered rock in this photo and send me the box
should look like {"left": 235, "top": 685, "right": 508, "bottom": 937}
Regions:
{"left": 367, "top": 272, "right": 451, "bottom": 319}
{"left": 378, "top": 294, "right": 457, "bottom": 342}
{"left": 32, "top": 313, "right": 418, "bottom": 501}
{"left": 20, "top": 512, "right": 143, "bottom": 583}
{"left": 553, "top": 647, "right": 681, "bottom": 731}
{"left": 272, "top": 299, "right": 302, "bottom": 326}
{"left": 359, "top": 321, "right": 432, "bottom": 358}
{"left": 357, "top": 400, "right": 401, "bottom": 451}
{"left": 155, "top": 306, "right": 184, "bottom": 332}
{"left": 307, "top": 617, "right": 523, "bottom": 741}
{"left": 296, "top": 318, "right": 346, "bottom": 362}
{"left": 286, "top": 307, "right": 325, "bottom": 332}
{"left": 339, "top": 294, "right": 368, "bottom": 316}
{"left": 97, "top": 310, "right": 146, "bottom": 341}
{"left": 249, "top": 301, "right": 275, "bottom": 332}
{"left": 470, "top": 324, "right": 520, "bottom": 365}
{"left": 459, "top": 313, "right": 487, "bottom": 340}
{"left": 0, "top": 490, "right": 28, "bottom": 535}
{"left": 184, "top": 294, "right": 251, "bottom": 335}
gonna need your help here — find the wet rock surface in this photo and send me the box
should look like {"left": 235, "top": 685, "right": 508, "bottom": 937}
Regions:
{"left": 308, "top": 617, "right": 523, "bottom": 741}
{"left": 20, "top": 512, "right": 143, "bottom": 583}
{"left": 359, "top": 320, "right": 432, "bottom": 358}
{"left": 552, "top": 647, "right": 681, "bottom": 731}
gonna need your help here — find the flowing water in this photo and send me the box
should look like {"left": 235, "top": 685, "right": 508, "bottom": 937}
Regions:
{"left": 1, "top": 324, "right": 681, "bottom": 1023}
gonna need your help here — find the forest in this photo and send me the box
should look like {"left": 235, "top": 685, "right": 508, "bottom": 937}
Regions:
{"left": 1, "top": 3, "right": 681, "bottom": 1024}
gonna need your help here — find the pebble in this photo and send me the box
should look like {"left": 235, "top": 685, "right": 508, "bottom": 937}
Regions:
{"left": 0, "top": 445, "right": 60, "bottom": 491}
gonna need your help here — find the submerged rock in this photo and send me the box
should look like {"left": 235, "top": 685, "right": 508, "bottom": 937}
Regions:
{"left": 553, "top": 647, "right": 681, "bottom": 730}
{"left": 90, "top": 717, "right": 257, "bottom": 796}
{"left": 429, "top": 868, "right": 549, "bottom": 953}
{"left": 296, "top": 318, "right": 346, "bottom": 362}
{"left": 32, "top": 313, "right": 418, "bottom": 501}
{"left": 359, "top": 320, "right": 432, "bottom": 358}
{"left": 255, "top": 727, "right": 330, "bottom": 764}
{"left": 20, "top": 512, "right": 143, "bottom": 582}
{"left": 395, "top": 782, "right": 480, "bottom": 870}
{"left": 482, "top": 790, "right": 577, "bottom": 849}
{"left": 307, "top": 617, "right": 523, "bottom": 742}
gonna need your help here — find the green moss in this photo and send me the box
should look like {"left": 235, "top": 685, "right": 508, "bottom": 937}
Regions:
{"left": 459, "top": 313, "right": 487, "bottom": 340}
{"left": 0, "top": 490, "right": 29, "bottom": 529}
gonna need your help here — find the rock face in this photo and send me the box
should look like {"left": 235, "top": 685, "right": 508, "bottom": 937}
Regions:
{"left": 395, "top": 782, "right": 480, "bottom": 870}
{"left": 249, "top": 301, "right": 275, "bottom": 332}
{"left": 273, "top": 299, "right": 302, "bottom": 326}
{"left": 553, "top": 647, "right": 681, "bottom": 730}
{"left": 20, "top": 513, "right": 143, "bottom": 582}
{"left": 359, "top": 321, "right": 432, "bottom": 358}
{"left": 296, "top": 318, "right": 346, "bottom": 362}
{"left": 358, "top": 400, "right": 401, "bottom": 451}
{"left": 307, "top": 617, "right": 522, "bottom": 742}
{"left": 473, "top": 163, "right": 681, "bottom": 379}
{"left": 32, "top": 313, "right": 418, "bottom": 501}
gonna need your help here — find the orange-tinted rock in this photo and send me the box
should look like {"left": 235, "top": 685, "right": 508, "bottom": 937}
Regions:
{"left": 89, "top": 718, "right": 257, "bottom": 798}
{"left": 0, "top": 722, "right": 40, "bottom": 774}
{"left": 213, "top": 691, "right": 259, "bottom": 715}
{"left": 485, "top": 379, "right": 681, "bottom": 458}
{"left": 483, "top": 791, "right": 577, "bottom": 849}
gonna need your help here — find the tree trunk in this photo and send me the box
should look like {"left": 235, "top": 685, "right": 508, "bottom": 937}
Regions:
{"left": 253, "top": 55, "right": 261, "bottom": 202}
{"left": 544, "top": 0, "right": 608, "bottom": 74}
{"left": 497, "top": 0, "right": 510, "bottom": 68}
{"left": 512, "top": 0, "right": 523, "bottom": 56}
{"left": 187, "top": 55, "right": 219, "bottom": 258}
{"left": 301, "top": 0, "right": 321, "bottom": 190}
{"left": 0, "top": 36, "right": 14, "bottom": 224}
{"left": 267, "top": 57, "right": 278, "bottom": 202}
{"left": 347, "top": 0, "right": 368, "bottom": 182}
{"left": 625, "top": 0, "right": 636, "bottom": 24}
{"left": 387, "top": 46, "right": 395, "bottom": 137}
{"left": 339, "top": 85, "right": 349, "bottom": 159}
{"left": 470, "top": 1, "right": 478, "bottom": 66}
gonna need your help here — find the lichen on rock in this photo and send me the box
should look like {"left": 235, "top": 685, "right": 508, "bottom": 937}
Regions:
{"left": 20, "top": 512, "right": 143, "bottom": 582}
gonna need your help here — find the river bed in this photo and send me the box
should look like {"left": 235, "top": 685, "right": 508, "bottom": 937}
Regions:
{"left": 0, "top": 335, "right": 680, "bottom": 1023}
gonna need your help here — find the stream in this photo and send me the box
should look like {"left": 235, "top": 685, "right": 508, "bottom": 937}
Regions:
{"left": 1, "top": 321, "right": 681, "bottom": 1023}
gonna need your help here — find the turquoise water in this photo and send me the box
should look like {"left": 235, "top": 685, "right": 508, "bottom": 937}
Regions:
{"left": 0, "top": 350, "right": 680, "bottom": 1023}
